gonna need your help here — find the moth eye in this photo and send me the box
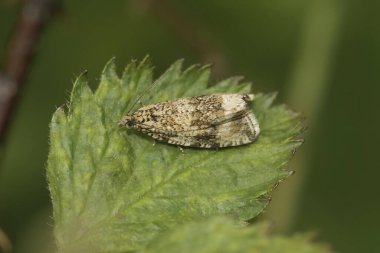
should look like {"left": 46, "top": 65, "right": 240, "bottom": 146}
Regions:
{"left": 126, "top": 121, "right": 134, "bottom": 128}
{"left": 121, "top": 116, "right": 135, "bottom": 128}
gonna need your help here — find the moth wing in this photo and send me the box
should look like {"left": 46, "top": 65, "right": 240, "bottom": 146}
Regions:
{"left": 210, "top": 109, "right": 250, "bottom": 126}
{"left": 174, "top": 111, "right": 259, "bottom": 147}
{"left": 214, "top": 112, "right": 260, "bottom": 147}
{"left": 144, "top": 111, "right": 260, "bottom": 148}
{"left": 135, "top": 94, "right": 250, "bottom": 133}
{"left": 139, "top": 110, "right": 254, "bottom": 135}
{"left": 137, "top": 110, "right": 242, "bottom": 136}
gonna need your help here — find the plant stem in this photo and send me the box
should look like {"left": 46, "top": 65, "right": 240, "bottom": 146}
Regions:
{"left": 263, "top": 0, "right": 344, "bottom": 232}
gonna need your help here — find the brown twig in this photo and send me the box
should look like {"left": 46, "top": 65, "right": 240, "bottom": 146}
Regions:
{"left": 0, "top": 0, "right": 59, "bottom": 144}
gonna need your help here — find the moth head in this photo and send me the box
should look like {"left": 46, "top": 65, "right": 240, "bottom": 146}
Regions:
{"left": 119, "top": 115, "right": 136, "bottom": 129}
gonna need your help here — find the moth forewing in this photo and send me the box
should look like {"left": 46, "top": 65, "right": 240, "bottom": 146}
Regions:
{"left": 119, "top": 94, "right": 260, "bottom": 148}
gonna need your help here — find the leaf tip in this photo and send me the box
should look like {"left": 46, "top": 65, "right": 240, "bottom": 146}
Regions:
{"left": 139, "top": 54, "right": 152, "bottom": 67}
{"left": 68, "top": 71, "right": 93, "bottom": 111}
{"left": 102, "top": 57, "right": 119, "bottom": 80}
{"left": 51, "top": 106, "right": 67, "bottom": 126}
{"left": 71, "top": 71, "right": 89, "bottom": 96}
{"left": 264, "top": 92, "right": 278, "bottom": 106}
{"left": 169, "top": 58, "right": 185, "bottom": 72}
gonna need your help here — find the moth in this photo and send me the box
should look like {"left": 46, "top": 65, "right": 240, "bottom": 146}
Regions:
{"left": 119, "top": 93, "right": 260, "bottom": 148}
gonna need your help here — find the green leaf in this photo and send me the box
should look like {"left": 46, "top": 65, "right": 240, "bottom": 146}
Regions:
{"left": 47, "top": 57, "right": 303, "bottom": 252}
{"left": 140, "top": 217, "right": 331, "bottom": 253}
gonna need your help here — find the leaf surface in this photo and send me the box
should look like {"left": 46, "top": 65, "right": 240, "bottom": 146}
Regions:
{"left": 47, "top": 57, "right": 303, "bottom": 252}
{"left": 141, "top": 217, "right": 331, "bottom": 253}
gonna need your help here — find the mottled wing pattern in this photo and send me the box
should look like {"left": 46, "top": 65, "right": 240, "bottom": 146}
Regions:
{"left": 121, "top": 94, "right": 260, "bottom": 148}
{"left": 145, "top": 110, "right": 259, "bottom": 148}
{"left": 131, "top": 95, "right": 225, "bottom": 132}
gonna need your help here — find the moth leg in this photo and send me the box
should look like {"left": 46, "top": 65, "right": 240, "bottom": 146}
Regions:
{"left": 177, "top": 146, "right": 185, "bottom": 153}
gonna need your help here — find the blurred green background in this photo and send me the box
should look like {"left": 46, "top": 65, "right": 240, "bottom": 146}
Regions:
{"left": 0, "top": 0, "right": 379, "bottom": 252}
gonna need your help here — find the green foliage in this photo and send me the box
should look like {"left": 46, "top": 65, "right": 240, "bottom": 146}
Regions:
{"left": 47, "top": 57, "right": 303, "bottom": 252}
{"left": 140, "top": 217, "right": 330, "bottom": 253}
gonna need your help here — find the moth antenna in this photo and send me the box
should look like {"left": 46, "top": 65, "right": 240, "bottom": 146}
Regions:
{"left": 127, "top": 70, "right": 167, "bottom": 113}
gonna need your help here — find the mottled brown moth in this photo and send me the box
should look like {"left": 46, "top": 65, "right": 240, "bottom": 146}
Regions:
{"left": 119, "top": 93, "right": 260, "bottom": 148}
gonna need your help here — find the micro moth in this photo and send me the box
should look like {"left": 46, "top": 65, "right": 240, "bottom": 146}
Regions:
{"left": 119, "top": 93, "right": 260, "bottom": 148}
